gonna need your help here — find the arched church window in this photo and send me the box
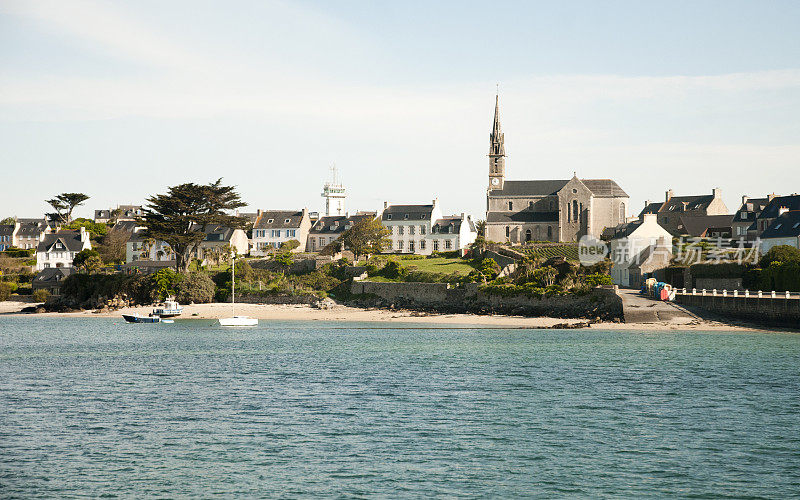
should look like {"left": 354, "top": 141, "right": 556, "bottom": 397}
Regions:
{"left": 505, "top": 226, "right": 510, "bottom": 238}
{"left": 572, "top": 200, "right": 579, "bottom": 222}
{"left": 508, "top": 201, "right": 513, "bottom": 211}
{"left": 620, "top": 202, "right": 626, "bottom": 222}
{"left": 525, "top": 229, "right": 531, "bottom": 242}
{"left": 547, "top": 226, "right": 552, "bottom": 240}
{"left": 529, "top": 201, "right": 534, "bottom": 210}
{"left": 567, "top": 203, "right": 571, "bottom": 222}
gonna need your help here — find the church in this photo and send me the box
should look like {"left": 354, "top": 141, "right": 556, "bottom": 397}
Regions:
{"left": 485, "top": 95, "right": 629, "bottom": 244}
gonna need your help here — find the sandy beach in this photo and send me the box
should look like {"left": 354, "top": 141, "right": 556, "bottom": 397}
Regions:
{"left": 0, "top": 299, "right": 768, "bottom": 331}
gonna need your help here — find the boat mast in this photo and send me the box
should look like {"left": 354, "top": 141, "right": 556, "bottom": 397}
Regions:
{"left": 231, "top": 251, "right": 235, "bottom": 316}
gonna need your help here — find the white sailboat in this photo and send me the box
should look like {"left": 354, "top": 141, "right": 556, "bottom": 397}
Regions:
{"left": 218, "top": 253, "right": 258, "bottom": 327}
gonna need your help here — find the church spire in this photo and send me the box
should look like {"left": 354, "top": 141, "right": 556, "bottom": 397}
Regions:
{"left": 488, "top": 89, "right": 506, "bottom": 190}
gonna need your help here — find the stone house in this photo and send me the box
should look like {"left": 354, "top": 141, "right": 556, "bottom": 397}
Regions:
{"left": 732, "top": 195, "right": 774, "bottom": 239}
{"left": 32, "top": 267, "right": 74, "bottom": 296}
{"left": 380, "top": 200, "right": 476, "bottom": 255}
{"left": 36, "top": 228, "right": 92, "bottom": 270}
{"left": 484, "top": 94, "right": 628, "bottom": 244}
{"left": 307, "top": 213, "right": 376, "bottom": 253}
{"left": 251, "top": 209, "right": 312, "bottom": 255}
{"left": 639, "top": 188, "right": 729, "bottom": 235}
{"left": 14, "top": 218, "right": 52, "bottom": 250}
{"left": 749, "top": 194, "right": 800, "bottom": 240}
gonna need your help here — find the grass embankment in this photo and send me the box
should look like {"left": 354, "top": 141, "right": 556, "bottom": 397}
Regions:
{"left": 520, "top": 244, "right": 579, "bottom": 262}
{"left": 399, "top": 257, "right": 476, "bottom": 275}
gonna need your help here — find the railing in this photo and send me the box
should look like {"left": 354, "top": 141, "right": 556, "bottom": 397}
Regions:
{"left": 673, "top": 288, "right": 800, "bottom": 299}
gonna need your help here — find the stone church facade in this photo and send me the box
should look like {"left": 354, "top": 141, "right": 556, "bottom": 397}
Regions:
{"left": 485, "top": 95, "right": 629, "bottom": 244}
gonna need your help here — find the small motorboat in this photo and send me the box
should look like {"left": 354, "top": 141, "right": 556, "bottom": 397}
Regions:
{"left": 152, "top": 298, "right": 183, "bottom": 318}
{"left": 122, "top": 313, "right": 161, "bottom": 324}
{"left": 161, "top": 319, "right": 174, "bottom": 324}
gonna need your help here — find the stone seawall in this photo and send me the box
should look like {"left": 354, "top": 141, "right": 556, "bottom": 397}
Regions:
{"left": 350, "top": 280, "right": 622, "bottom": 320}
{"left": 674, "top": 293, "right": 800, "bottom": 327}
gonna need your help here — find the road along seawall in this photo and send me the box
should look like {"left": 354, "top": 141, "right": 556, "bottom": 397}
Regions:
{"left": 349, "top": 280, "right": 623, "bottom": 320}
{"left": 674, "top": 292, "right": 800, "bottom": 327}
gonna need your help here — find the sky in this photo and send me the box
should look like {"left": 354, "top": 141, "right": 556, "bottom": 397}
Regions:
{"left": 1, "top": 0, "right": 799, "bottom": 221}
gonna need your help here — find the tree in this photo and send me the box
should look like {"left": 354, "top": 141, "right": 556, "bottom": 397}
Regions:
{"left": 475, "top": 219, "right": 486, "bottom": 237}
{"left": 273, "top": 252, "right": 293, "bottom": 275}
{"left": 142, "top": 179, "right": 247, "bottom": 273}
{"left": 46, "top": 193, "right": 90, "bottom": 224}
{"left": 340, "top": 218, "right": 390, "bottom": 261}
{"left": 94, "top": 228, "right": 130, "bottom": 264}
{"left": 62, "top": 218, "right": 109, "bottom": 240}
{"left": 73, "top": 249, "right": 102, "bottom": 273}
{"left": 0, "top": 217, "right": 15, "bottom": 225}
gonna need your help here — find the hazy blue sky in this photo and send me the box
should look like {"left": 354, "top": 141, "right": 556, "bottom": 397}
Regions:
{"left": 1, "top": 0, "right": 799, "bottom": 220}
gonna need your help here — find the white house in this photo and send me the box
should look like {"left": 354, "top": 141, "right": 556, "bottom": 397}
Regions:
{"left": 380, "top": 199, "right": 477, "bottom": 255}
{"left": 609, "top": 214, "right": 673, "bottom": 288}
{"left": 126, "top": 226, "right": 174, "bottom": 263}
{"left": 36, "top": 228, "right": 92, "bottom": 270}
{"left": 125, "top": 224, "right": 249, "bottom": 264}
{"left": 251, "top": 209, "right": 312, "bottom": 255}
{"left": 759, "top": 210, "right": 800, "bottom": 254}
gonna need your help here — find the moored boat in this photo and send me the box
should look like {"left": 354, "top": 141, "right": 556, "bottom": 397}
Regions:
{"left": 152, "top": 298, "right": 183, "bottom": 318}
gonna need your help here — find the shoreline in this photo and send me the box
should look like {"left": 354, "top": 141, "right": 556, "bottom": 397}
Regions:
{"left": 0, "top": 300, "right": 774, "bottom": 331}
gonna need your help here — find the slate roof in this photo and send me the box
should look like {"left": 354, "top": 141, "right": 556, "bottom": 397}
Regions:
{"left": 639, "top": 202, "right": 664, "bottom": 216}
{"left": 760, "top": 210, "right": 800, "bottom": 239}
{"left": 486, "top": 211, "right": 560, "bottom": 223}
{"left": 606, "top": 220, "right": 644, "bottom": 239}
{"left": 111, "top": 220, "right": 140, "bottom": 233}
{"left": 310, "top": 214, "right": 373, "bottom": 235}
{"left": 638, "top": 195, "right": 719, "bottom": 218}
{"left": 382, "top": 204, "right": 434, "bottom": 221}
{"left": 759, "top": 195, "right": 800, "bottom": 220}
{"left": 34, "top": 267, "right": 74, "bottom": 284}
{"left": 732, "top": 197, "right": 771, "bottom": 223}
{"left": 432, "top": 216, "right": 475, "bottom": 234}
{"left": 16, "top": 219, "right": 49, "bottom": 237}
{"left": 490, "top": 179, "right": 627, "bottom": 198}
{"left": 677, "top": 215, "right": 734, "bottom": 237}
{"left": 36, "top": 231, "right": 87, "bottom": 253}
{"left": 0, "top": 224, "right": 14, "bottom": 237}
{"left": 254, "top": 210, "right": 306, "bottom": 229}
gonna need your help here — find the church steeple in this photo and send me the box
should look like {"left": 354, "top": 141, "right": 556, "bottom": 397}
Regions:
{"left": 488, "top": 90, "right": 506, "bottom": 190}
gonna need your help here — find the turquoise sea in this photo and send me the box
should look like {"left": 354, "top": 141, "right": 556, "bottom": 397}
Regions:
{"left": 1, "top": 317, "right": 799, "bottom": 497}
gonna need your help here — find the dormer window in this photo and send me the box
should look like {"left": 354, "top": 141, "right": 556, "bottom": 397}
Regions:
{"left": 404, "top": 214, "right": 409, "bottom": 220}
{"left": 285, "top": 219, "right": 290, "bottom": 223}
{"left": 387, "top": 214, "right": 392, "bottom": 220}
{"left": 793, "top": 222, "right": 800, "bottom": 229}
{"left": 267, "top": 219, "right": 274, "bottom": 223}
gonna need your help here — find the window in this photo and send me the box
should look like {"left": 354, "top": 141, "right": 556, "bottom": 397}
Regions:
{"left": 409, "top": 226, "right": 415, "bottom": 235}
{"left": 409, "top": 241, "right": 415, "bottom": 253}
{"left": 404, "top": 214, "right": 409, "bottom": 220}
{"left": 572, "top": 188, "right": 577, "bottom": 194}
{"left": 775, "top": 224, "right": 782, "bottom": 229}
{"left": 445, "top": 240, "right": 452, "bottom": 250}
{"left": 547, "top": 226, "right": 552, "bottom": 240}
{"left": 508, "top": 201, "right": 513, "bottom": 210}
{"left": 420, "top": 240, "right": 426, "bottom": 250}
{"left": 271, "top": 230, "right": 281, "bottom": 237}
{"left": 397, "top": 240, "right": 404, "bottom": 251}
{"left": 793, "top": 222, "right": 800, "bottom": 229}
{"left": 398, "top": 226, "right": 404, "bottom": 235}
{"left": 505, "top": 226, "right": 510, "bottom": 238}
{"left": 387, "top": 214, "right": 392, "bottom": 220}
{"left": 268, "top": 219, "right": 274, "bottom": 223}
{"left": 525, "top": 229, "right": 531, "bottom": 242}
{"left": 529, "top": 201, "right": 534, "bottom": 209}
{"left": 619, "top": 203, "right": 625, "bottom": 221}
{"left": 287, "top": 229, "right": 296, "bottom": 237}
{"left": 284, "top": 219, "right": 290, "bottom": 223}
{"left": 572, "top": 200, "right": 579, "bottom": 222}
{"left": 433, "top": 240, "right": 439, "bottom": 251}
{"left": 420, "top": 225, "right": 426, "bottom": 235}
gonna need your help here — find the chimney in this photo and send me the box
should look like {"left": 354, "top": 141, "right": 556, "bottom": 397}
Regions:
{"left": 768, "top": 193, "right": 776, "bottom": 201}
{"left": 383, "top": 201, "right": 388, "bottom": 210}
{"left": 665, "top": 189, "right": 674, "bottom": 202}
{"left": 79, "top": 226, "right": 87, "bottom": 241}
{"left": 712, "top": 187, "right": 722, "bottom": 198}
{"left": 461, "top": 212, "right": 466, "bottom": 220}
{"left": 432, "top": 198, "right": 439, "bottom": 207}
{"left": 742, "top": 195, "right": 749, "bottom": 205}
{"left": 779, "top": 207, "right": 789, "bottom": 216}
{"left": 644, "top": 199, "right": 651, "bottom": 208}
{"left": 257, "top": 209, "right": 262, "bottom": 217}
{"left": 643, "top": 213, "right": 657, "bottom": 224}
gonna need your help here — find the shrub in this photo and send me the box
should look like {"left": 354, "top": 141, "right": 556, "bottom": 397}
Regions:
{"left": 583, "top": 273, "right": 613, "bottom": 287}
{"left": 151, "top": 268, "right": 181, "bottom": 300}
{"left": 0, "top": 282, "right": 13, "bottom": 301}
{"left": 32, "top": 289, "right": 50, "bottom": 303}
{"left": 279, "top": 239, "right": 301, "bottom": 252}
{"left": 759, "top": 245, "right": 800, "bottom": 268}
{"left": 175, "top": 272, "right": 215, "bottom": 304}
{"left": 757, "top": 261, "right": 800, "bottom": 292}
{"left": 382, "top": 260, "right": 404, "bottom": 279}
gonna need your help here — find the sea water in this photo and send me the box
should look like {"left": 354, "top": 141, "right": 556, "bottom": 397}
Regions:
{"left": 1, "top": 317, "right": 799, "bottom": 497}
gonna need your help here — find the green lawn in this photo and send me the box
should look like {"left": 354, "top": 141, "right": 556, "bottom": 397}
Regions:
{"left": 400, "top": 257, "right": 476, "bottom": 275}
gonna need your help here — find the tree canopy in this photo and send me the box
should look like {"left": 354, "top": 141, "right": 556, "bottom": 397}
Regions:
{"left": 46, "top": 193, "right": 89, "bottom": 224}
{"left": 759, "top": 245, "right": 800, "bottom": 268}
{"left": 142, "top": 179, "right": 247, "bottom": 272}
{"left": 340, "top": 218, "right": 390, "bottom": 261}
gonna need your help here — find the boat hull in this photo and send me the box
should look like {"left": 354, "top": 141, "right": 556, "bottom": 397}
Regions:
{"left": 122, "top": 314, "right": 161, "bottom": 324}
{"left": 218, "top": 316, "right": 258, "bottom": 327}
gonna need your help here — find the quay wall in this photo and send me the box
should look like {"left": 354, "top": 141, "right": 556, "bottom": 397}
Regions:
{"left": 674, "top": 292, "right": 800, "bottom": 327}
{"left": 350, "top": 280, "right": 622, "bottom": 320}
